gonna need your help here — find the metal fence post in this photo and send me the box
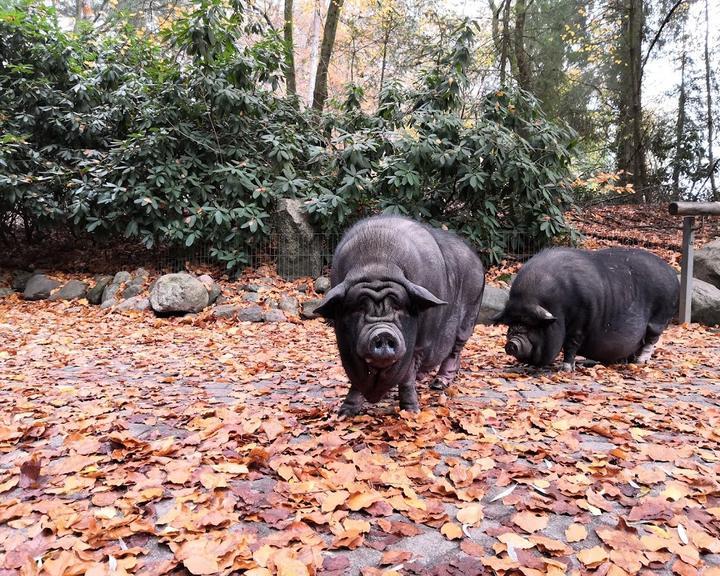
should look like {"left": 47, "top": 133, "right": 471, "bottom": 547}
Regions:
{"left": 679, "top": 215, "right": 695, "bottom": 324}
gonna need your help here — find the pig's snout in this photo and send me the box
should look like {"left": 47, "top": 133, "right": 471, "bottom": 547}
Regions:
{"left": 505, "top": 335, "right": 531, "bottom": 359}
{"left": 360, "top": 324, "right": 406, "bottom": 368}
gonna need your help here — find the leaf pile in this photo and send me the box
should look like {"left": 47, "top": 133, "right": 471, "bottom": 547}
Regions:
{"left": 1, "top": 281, "right": 720, "bottom": 575}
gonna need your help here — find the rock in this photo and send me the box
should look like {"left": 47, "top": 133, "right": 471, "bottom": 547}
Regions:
{"left": 88, "top": 276, "right": 113, "bottom": 305}
{"left": 689, "top": 277, "right": 720, "bottom": 326}
{"left": 212, "top": 304, "right": 240, "bottom": 319}
{"left": 0, "top": 288, "right": 13, "bottom": 298}
{"left": 122, "top": 284, "right": 143, "bottom": 299}
{"left": 49, "top": 280, "right": 88, "bottom": 301}
{"left": 150, "top": 273, "right": 209, "bottom": 314}
{"left": 476, "top": 285, "right": 510, "bottom": 325}
{"left": 101, "top": 282, "right": 123, "bottom": 305}
{"left": 301, "top": 298, "right": 324, "bottom": 320}
{"left": 243, "top": 292, "right": 261, "bottom": 303}
{"left": 314, "top": 276, "right": 331, "bottom": 294}
{"left": 115, "top": 296, "right": 150, "bottom": 312}
{"left": 297, "top": 285, "right": 308, "bottom": 293}
{"left": 23, "top": 274, "right": 61, "bottom": 301}
{"left": 263, "top": 309, "right": 286, "bottom": 322}
{"left": 113, "top": 271, "right": 132, "bottom": 284}
{"left": 237, "top": 305, "right": 264, "bottom": 322}
{"left": 241, "top": 284, "right": 261, "bottom": 293}
{"left": 275, "top": 198, "right": 322, "bottom": 280}
{"left": 130, "top": 267, "right": 150, "bottom": 283}
{"left": 199, "top": 274, "right": 222, "bottom": 304}
{"left": 12, "top": 270, "right": 34, "bottom": 292}
{"left": 694, "top": 238, "right": 720, "bottom": 289}
{"left": 266, "top": 298, "right": 279, "bottom": 309}
{"left": 278, "top": 295, "right": 299, "bottom": 316}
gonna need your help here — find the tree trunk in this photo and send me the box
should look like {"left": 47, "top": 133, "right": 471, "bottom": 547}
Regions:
{"left": 616, "top": 0, "right": 646, "bottom": 201}
{"left": 499, "top": 0, "right": 512, "bottom": 85}
{"left": 513, "top": 0, "right": 531, "bottom": 90}
{"left": 672, "top": 48, "right": 687, "bottom": 200}
{"left": 312, "top": 0, "right": 345, "bottom": 112}
{"left": 703, "top": 0, "right": 718, "bottom": 199}
{"left": 306, "top": 0, "right": 322, "bottom": 104}
{"left": 283, "top": 0, "right": 296, "bottom": 96}
{"left": 378, "top": 28, "right": 390, "bottom": 101}
{"left": 74, "top": 0, "right": 85, "bottom": 30}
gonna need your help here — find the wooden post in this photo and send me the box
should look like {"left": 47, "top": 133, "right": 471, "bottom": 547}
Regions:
{"left": 679, "top": 215, "right": 695, "bottom": 324}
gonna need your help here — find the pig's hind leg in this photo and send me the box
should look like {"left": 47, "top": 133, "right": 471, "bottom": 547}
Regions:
{"left": 429, "top": 305, "right": 478, "bottom": 390}
{"left": 632, "top": 321, "right": 666, "bottom": 364}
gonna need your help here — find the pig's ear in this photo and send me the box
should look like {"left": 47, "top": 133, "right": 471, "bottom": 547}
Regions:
{"left": 404, "top": 281, "right": 447, "bottom": 311}
{"left": 314, "top": 282, "right": 347, "bottom": 319}
{"left": 532, "top": 305, "right": 556, "bottom": 323}
{"left": 492, "top": 309, "right": 509, "bottom": 325}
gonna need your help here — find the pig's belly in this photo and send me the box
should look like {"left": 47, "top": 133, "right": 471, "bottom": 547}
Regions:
{"left": 578, "top": 326, "right": 645, "bottom": 363}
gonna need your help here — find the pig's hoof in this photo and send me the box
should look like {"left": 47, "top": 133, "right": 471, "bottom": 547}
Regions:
{"left": 560, "top": 362, "right": 575, "bottom": 372}
{"left": 429, "top": 378, "right": 447, "bottom": 390}
{"left": 400, "top": 403, "right": 420, "bottom": 413}
{"left": 338, "top": 405, "right": 362, "bottom": 417}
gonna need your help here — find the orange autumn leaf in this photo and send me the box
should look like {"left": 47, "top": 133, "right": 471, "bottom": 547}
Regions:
{"left": 565, "top": 523, "right": 588, "bottom": 543}
{"left": 440, "top": 522, "right": 463, "bottom": 540}
{"left": 512, "top": 511, "right": 548, "bottom": 533}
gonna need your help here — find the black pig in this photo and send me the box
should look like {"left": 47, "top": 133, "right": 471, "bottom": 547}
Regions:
{"left": 316, "top": 216, "right": 485, "bottom": 415}
{"left": 496, "top": 247, "right": 679, "bottom": 370}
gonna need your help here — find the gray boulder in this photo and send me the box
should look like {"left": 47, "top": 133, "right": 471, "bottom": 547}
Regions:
{"left": 278, "top": 295, "right": 299, "bottom": 316}
{"left": 263, "top": 309, "right": 286, "bottom": 322}
{"left": 149, "top": 273, "right": 209, "bottom": 314}
{"left": 243, "top": 292, "right": 261, "bottom": 303}
{"left": 476, "top": 285, "right": 510, "bottom": 325}
{"left": 0, "top": 288, "right": 13, "bottom": 298}
{"left": 12, "top": 270, "right": 34, "bottom": 292}
{"left": 694, "top": 239, "right": 720, "bottom": 289}
{"left": 314, "top": 276, "right": 331, "bottom": 294}
{"left": 689, "top": 277, "right": 720, "bottom": 326}
{"left": 129, "top": 268, "right": 150, "bottom": 285}
{"left": 301, "top": 298, "right": 324, "bottom": 320}
{"left": 23, "top": 275, "right": 61, "bottom": 301}
{"left": 101, "top": 282, "right": 123, "bottom": 305}
{"left": 113, "top": 271, "right": 131, "bottom": 284}
{"left": 115, "top": 296, "right": 151, "bottom": 312}
{"left": 212, "top": 304, "right": 240, "bottom": 319}
{"left": 122, "top": 284, "right": 143, "bottom": 299}
{"left": 237, "top": 305, "right": 264, "bottom": 322}
{"left": 275, "top": 198, "right": 322, "bottom": 280}
{"left": 199, "top": 274, "right": 222, "bottom": 305}
{"left": 88, "top": 276, "right": 113, "bottom": 305}
{"left": 49, "top": 280, "right": 88, "bottom": 301}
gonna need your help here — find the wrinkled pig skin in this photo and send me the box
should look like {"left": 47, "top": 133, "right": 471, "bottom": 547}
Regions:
{"left": 316, "top": 216, "right": 486, "bottom": 415}
{"left": 497, "top": 247, "right": 679, "bottom": 370}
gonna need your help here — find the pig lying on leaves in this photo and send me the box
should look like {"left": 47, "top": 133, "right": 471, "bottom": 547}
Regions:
{"left": 496, "top": 247, "right": 679, "bottom": 370}
{"left": 316, "top": 216, "right": 485, "bottom": 415}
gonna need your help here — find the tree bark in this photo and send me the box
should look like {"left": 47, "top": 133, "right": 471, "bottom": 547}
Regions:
{"left": 513, "top": 0, "right": 531, "bottom": 90}
{"left": 378, "top": 27, "right": 390, "bottom": 100}
{"left": 306, "top": 0, "right": 322, "bottom": 104}
{"left": 703, "top": 0, "right": 718, "bottom": 199}
{"left": 672, "top": 47, "right": 687, "bottom": 200}
{"left": 283, "top": 0, "right": 297, "bottom": 96}
{"left": 616, "top": 0, "right": 646, "bottom": 201}
{"left": 499, "top": 0, "right": 512, "bottom": 85}
{"left": 312, "top": 0, "right": 345, "bottom": 112}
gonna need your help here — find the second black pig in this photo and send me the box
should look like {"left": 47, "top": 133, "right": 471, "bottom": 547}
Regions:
{"left": 496, "top": 247, "right": 679, "bottom": 370}
{"left": 315, "top": 216, "right": 485, "bottom": 415}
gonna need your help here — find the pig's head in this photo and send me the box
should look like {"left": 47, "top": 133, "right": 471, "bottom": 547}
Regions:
{"left": 495, "top": 304, "right": 564, "bottom": 366}
{"left": 315, "top": 274, "right": 446, "bottom": 401}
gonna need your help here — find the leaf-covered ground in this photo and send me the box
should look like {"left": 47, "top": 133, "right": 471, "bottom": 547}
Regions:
{"left": 1, "top": 282, "right": 720, "bottom": 576}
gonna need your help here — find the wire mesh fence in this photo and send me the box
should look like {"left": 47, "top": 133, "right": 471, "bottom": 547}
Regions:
{"left": 144, "top": 230, "right": 551, "bottom": 278}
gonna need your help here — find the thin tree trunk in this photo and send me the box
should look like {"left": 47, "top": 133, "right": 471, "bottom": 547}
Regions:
{"left": 306, "top": 0, "right": 322, "bottom": 104}
{"left": 672, "top": 47, "right": 687, "bottom": 200}
{"left": 378, "top": 28, "right": 390, "bottom": 101}
{"left": 499, "top": 0, "right": 512, "bottom": 85}
{"left": 283, "top": 0, "right": 296, "bottom": 96}
{"left": 74, "top": 0, "right": 84, "bottom": 30}
{"left": 703, "top": 0, "right": 718, "bottom": 198}
{"left": 312, "top": 0, "right": 345, "bottom": 112}
{"left": 616, "top": 0, "right": 646, "bottom": 200}
{"left": 513, "top": 0, "right": 531, "bottom": 90}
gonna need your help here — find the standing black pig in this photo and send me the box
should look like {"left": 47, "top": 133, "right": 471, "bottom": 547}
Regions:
{"left": 496, "top": 247, "right": 679, "bottom": 370}
{"left": 316, "top": 216, "right": 485, "bottom": 415}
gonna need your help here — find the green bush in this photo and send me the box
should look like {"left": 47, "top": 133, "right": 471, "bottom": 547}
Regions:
{"left": 1, "top": 4, "right": 578, "bottom": 268}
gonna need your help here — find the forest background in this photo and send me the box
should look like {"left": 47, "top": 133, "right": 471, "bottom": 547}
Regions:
{"left": 0, "top": 0, "right": 717, "bottom": 269}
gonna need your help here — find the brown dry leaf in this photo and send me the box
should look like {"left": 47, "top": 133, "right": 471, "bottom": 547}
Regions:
{"left": 565, "top": 523, "right": 587, "bottom": 543}
{"left": 440, "top": 522, "right": 463, "bottom": 540}
{"left": 456, "top": 503, "right": 484, "bottom": 526}
{"left": 321, "top": 490, "right": 350, "bottom": 513}
{"left": 346, "top": 491, "right": 383, "bottom": 511}
{"left": 19, "top": 453, "right": 42, "bottom": 488}
{"left": 512, "top": 511, "right": 549, "bottom": 533}
{"left": 498, "top": 532, "right": 535, "bottom": 550}
{"left": 379, "top": 550, "right": 413, "bottom": 565}
{"left": 577, "top": 546, "right": 609, "bottom": 567}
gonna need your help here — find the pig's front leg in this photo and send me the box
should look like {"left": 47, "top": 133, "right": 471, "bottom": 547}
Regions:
{"left": 398, "top": 378, "right": 420, "bottom": 412}
{"left": 561, "top": 332, "right": 583, "bottom": 371}
{"left": 339, "top": 387, "right": 365, "bottom": 416}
